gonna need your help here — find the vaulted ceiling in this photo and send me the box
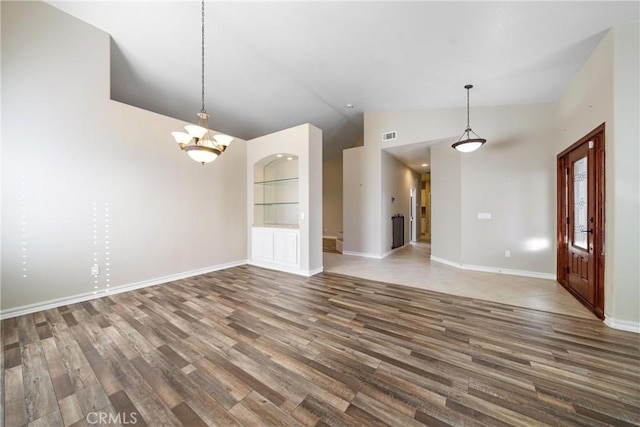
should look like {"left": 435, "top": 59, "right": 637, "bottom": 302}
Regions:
{"left": 48, "top": 1, "right": 638, "bottom": 162}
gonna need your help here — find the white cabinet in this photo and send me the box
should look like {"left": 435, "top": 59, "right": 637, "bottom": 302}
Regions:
{"left": 251, "top": 227, "right": 274, "bottom": 262}
{"left": 252, "top": 226, "right": 299, "bottom": 267}
{"left": 273, "top": 230, "right": 298, "bottom": 264}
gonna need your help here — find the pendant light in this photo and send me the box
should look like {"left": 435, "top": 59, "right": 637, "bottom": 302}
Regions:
{"left": 452, "top": 84, "right": 486, "bottom": 153}
{"left": 171, "top": 0, "right": 232, "bottom": 165}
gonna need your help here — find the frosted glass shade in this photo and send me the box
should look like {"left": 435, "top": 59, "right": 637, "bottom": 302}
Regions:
{"left": 185, "top": 125, "right": 208, "bottom": 139}
{"left": 171, "top": 132, "right": 192, "bottom": 144}
{"left": 452, "top": 138, "right": 485, "bottom": 153}
{"left": 185, "top": 146, "right": 219, "bottom": 164}
{"left": 213, "top": 134, "right": 233, "bottom": 148}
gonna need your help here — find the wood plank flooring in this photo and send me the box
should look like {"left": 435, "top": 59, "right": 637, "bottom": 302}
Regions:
{"left": 2, "top": 265, "right": 639, "bottom": 426}
{"left": 322, "top": 238, "right": 339, "bottom": 254}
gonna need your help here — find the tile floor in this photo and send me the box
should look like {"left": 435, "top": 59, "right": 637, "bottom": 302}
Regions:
{"left": 323, "top": 241, "right": 595, "bottom": 319}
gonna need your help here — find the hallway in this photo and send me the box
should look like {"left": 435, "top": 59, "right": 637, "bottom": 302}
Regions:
{"left": 323, "top": 241, "right": 594, "bottom": 319}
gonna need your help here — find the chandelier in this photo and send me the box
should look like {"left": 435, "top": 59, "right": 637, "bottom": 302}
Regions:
{"left": 171, "top": 0, "right": 232, "bottom": 164}
{"left": 452, "top": 84, "right": 486, "bottom": 153}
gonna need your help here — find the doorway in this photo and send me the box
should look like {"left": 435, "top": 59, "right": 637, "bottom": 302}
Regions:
{"left": 557, "top": 123, "right": 605, "bottom": 319}
{"left": 410, "top": 187, "right": 417, "bottom": 242}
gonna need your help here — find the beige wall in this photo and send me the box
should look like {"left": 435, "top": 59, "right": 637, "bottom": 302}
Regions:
{"left": 431, "top": 143, "right": 462, "bottom": 264}
{"left": 610, "top": 23, "right": 639, "bottom": 328}
{"left": 368, "top": 104, "right": 557, "bottom": 275}
{"left": 554, "top": 23, "right": 639, "bottom": 328}
{"left": 322, "top": 156, "right": 343, "bottom": 238}
{"left": 342, "top": 147, "right": 367, "bottom": 254}
{"left": 1, "top": 2, "right": 248, "bottom": 313}
{"left": 342, "top": 143, "right": 382, "bottom": 256}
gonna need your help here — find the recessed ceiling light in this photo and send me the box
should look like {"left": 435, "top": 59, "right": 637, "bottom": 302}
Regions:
{"left": 287, "top": 156, "right": 293, "bottom": 161}
{"left": 345, "top": 104, "right": 354, "bottom": 108}
{"left": 421, "top": 163, "right": 428, "bottom": 167}
{"left": 276, "top": 154, "right": 283, "bottom": 158}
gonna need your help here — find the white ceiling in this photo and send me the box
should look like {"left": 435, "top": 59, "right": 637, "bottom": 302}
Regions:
{"left": 48, "top": 1, "right": 638, "bottom": 166}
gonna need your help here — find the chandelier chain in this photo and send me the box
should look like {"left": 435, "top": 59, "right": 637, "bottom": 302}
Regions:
{"left": 466, "top": 86, "right": 470, "bottom": 131}
{"left": 201, "top": 0, "right": 205, "bottom": 113}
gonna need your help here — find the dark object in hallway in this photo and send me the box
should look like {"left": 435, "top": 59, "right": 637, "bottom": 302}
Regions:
{"left": 392, "top": 214, "right": 404, "bottom": 249}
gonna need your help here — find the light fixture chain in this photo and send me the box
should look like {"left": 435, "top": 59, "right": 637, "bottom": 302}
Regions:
{"left": 201, "top": 0, "right": 205, "bottom": 113}
{"left": 466, "top": 86, "right": 470, "bottom": 131}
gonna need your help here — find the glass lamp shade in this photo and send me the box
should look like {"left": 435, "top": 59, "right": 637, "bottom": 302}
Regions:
{"left": 171, "top": 132, "right": 192, "bottom": 144}
{"left": 213, "top": 134, "right": 233, "bottom": 149}
{"left": 452, "top": 138, "right": 485, "bottom": 153}
{"left": 185, "top": 125, "right": 208, "bottom": 139}
{"left": 184, "top": 145, "right": 220, "bottom": 164}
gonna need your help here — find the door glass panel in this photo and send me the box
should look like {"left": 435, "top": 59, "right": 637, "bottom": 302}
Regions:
{"left": 573, "top": 156, "right": 588, "bottom": 249}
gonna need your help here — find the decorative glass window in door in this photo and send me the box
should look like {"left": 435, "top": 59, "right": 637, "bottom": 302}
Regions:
{"left": 573, "top": 157, "right": 588, "bottom": 249}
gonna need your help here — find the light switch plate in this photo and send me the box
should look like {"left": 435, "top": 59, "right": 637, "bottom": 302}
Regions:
{"left": 477, "top": 212, "right": 492, "bottom": 220}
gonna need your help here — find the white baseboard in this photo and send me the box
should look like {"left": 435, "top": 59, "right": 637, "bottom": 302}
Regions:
{"left": 430, "top": 256, "right": 556, "bottom": 280}
{"left": 247, "top": 260, "right": 323, "bottom": 277}
{"left": 0, "top": 260, "right": 247, "bottom": 320}
{"left": 381, "top": 244, "right": 406, "bottom": 259}
{"left": 342, "top": 244, "right": 407, "bottom": 259}
{"left": 429, "top": 256, "right": 461, "bottom": 268}
{"left": 307, "top": 266, "right": 324, "bottom": 276}
{"left": 342, "top": 251, "right": 383, "bottom": 259}
{"left": 604, "top": 316, "right": 640, "bottom": 333}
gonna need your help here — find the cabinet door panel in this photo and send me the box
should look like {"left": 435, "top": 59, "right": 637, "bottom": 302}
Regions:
{"left": 252, "top": 228, "right": 274, "bottom": 261}
{"left": 274, "top": 231, "right": 298, "bottom": 265}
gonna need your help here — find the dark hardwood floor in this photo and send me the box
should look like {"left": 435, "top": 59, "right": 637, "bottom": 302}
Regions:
{"left": 322, "top": 238, "right": 339, "bottom": 254}
{"left": 2, "top": 265, "right": 639, "bottom": 426}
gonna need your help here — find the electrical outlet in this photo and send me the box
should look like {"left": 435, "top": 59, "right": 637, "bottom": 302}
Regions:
{"left": 91, "top": 264, "right": 100, "bottom": 276}
{"left": 505, "top": 251, "right": 511, "bottom": 258}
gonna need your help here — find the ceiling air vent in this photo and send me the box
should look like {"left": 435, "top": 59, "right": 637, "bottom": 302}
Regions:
{"left": 382, "top": 131, "right": 397, "bottom": 142}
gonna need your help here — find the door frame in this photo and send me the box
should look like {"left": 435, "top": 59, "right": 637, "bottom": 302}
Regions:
{"left": 410, "top": 187, "right": 417, "bottom": 242}
{"left": 557, "top": 123, "right": 606, "bottom": 319}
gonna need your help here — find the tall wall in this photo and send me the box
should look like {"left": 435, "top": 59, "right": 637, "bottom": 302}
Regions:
{"left": 342, "top": 147, "right": 366, "bottom": 254}
{"left": 342, "top": 145, "right": 382, "bottom": 256}
{"left": 322, "top": 156, "right": 343, "bottom": 238}
{"left": 610, "top": 22, "right": 639, "bottom": 328}
{"left": 366, "top": 104, "right": 557, "bottom": 274}
{"left": 554, "top": 22, "right": 639, "bottom": 328}
{"left": 431, "top": 144, "right": 462, "bottom": 264}
{"left": 1, "top": 1, "right": 247, "bottom": 314}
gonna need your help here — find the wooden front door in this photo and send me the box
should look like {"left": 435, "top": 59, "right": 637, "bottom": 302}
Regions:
{"left": 557, "top": 124, "right": 605, "bottom": 318}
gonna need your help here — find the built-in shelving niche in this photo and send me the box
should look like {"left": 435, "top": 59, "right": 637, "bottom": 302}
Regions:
{"left": 253, "top": 154, "right": 299, "bottom": 227}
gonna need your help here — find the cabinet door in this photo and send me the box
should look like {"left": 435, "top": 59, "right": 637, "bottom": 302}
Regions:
{"left": 252, "top": 228, "right": 274, "bottom": 261}
{"left": 273, "top": 230, "right": 298, "bottom": 265}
